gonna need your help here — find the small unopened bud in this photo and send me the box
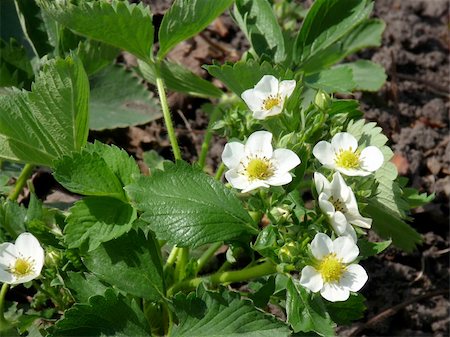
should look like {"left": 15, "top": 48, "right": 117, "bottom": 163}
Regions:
{"left": 314, "top": 90, "right": 331, "bottom": 110}
{"left": 278, "top": 242, "right": 298, "bottom": 263}
{"left": 45, "top": 249, "right": 61, "bottom": 267}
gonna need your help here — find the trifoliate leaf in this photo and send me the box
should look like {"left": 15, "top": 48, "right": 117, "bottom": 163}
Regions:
{"left": 0, "top": 56, "right": 89, "bottom": 167}
{"left": 286, "top": 278, "right": 335, "bottom": 336}
{"left": 37, "top": 0, "right": 154, "bottom": 62}
{"left": 65, "top": 197, "right": 137, "bottom": 251}
{"left": 84, "top": 230, "right": 164, "bottom": 301}
{"left": 305, "top": 66, "right": 355, "bottom": 93}
{"left": 172, "top": 285, "right": 290, "bottom": 337}
{"left": 125, "top": 161, "right": 257, "bottom": 248}
{"left": 336, "top": 60, "right": 386, "bottom": 91}
{"left": 54, "top": 142, "right": 139, "bottom": 200}
{"left": 157, "top": 0, "right": 233, "bottom": 59}
{"left": 89, "top": 65, "right": 161, "bottom": 131}
{"left": 50, "top": 289, "right": 151, "bottom": 337}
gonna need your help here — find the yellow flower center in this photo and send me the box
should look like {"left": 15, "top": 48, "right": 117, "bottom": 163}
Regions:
{"left": 335, "top": 148, "right": 360, "bottom": 169}
{"left": 318, "top": 253, "right": 345, "bottom": 283}
{"left": 246, "top": 158, "right": 273, "bottom": 180}
{"left": 11, "top": 257, "right": 34, "bottom": 277}
{"left": 329, "top": 196, "right": 347, "bottom": 213}
{"left": 262, "top": 95, "right": 281, "bottom": 110}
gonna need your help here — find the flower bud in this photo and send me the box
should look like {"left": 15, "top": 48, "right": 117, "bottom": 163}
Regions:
{"left": 314, "top": 90, "right": 331, "bottom": 110}
{"left": 278, "top": 242, "right": 299, "bottom": 263}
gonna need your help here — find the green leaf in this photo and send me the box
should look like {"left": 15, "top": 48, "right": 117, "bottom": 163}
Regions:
{"left": 138, "top": 60, "right": 223, "bottom": 98}
{"left": 205, "top": 59, "right": 291, "bottom": 96}
{"left": 14, "top": 0, "right": 53, "bottom": 57}
{"left": 364, "top": 200, "right": 422, "bottom": 252}
{"left": 65, "top": 272, "right": 109, "bottom": 303}
{"left": 0, "top": 39, "right": 33, "bottom": 88}
{"left": 294, "top": 0, "right": 372, "bottom": 65}
{"left": 324, "top": 293, "right": 366, "bottom": 325}
{"left": 403, "top": 188, "right": 435, "bottom": 209}
{"left": 302, "top": 19, "right": 385, "bottom": 73}
{"left": 357, "top": 239, "right": 391, "bottom": 260}
{"left": 125, "top": 161, "right": 256, "bottom": 248}
{"left": 0, "top": 198, "right": 26, "bottom": 240}
{"left": 172, "top": 285, "right": 290, "bottom": 337}
{"left": 336, "top": 60, "right": 386, "bottom": 91}
{"left": 0, "top": 56, "right": 89, "bottom": 167}
{"left": 65, "top": 197, "right": 137, "bottom": 251}
{"left": 305, "top": 66, "right": 355, "bottom": 93}
{"left": 157, "top": 0, "right": 233, "bottom": 59}
{"left": 50, "top": 289, "right": 151, "bottom": 337}
{"left": 84, "top": 230, "right": 164, "bottom": 301}
{"left": 233, "top": 0, "right": 286, "bottom": 63}
{"left": 53, "top": 142, "right": 139, "bottom": 200}
{"left": 37, "top": 0, "right": 154, "bottom": 62}
{"left": 76, "top": 40, "right": 119, "bottom": 76}
{"left": 142, "top": 150, "right": 170, "bottom": 173}
{"left": 89, "top": 65, "right": 161, "bottom": 131}
{"left": 286, "top": 278, "right": 335, "bottom": 336}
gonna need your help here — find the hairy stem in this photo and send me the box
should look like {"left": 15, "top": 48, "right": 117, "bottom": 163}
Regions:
{"left": 8, "top": 164, "right": 34, "bottom": 201}
{"left": 195, "top": 242, "right": 223, "bottom": 275}
{"left": 0, "top": 283, "right": 9, "bottom": 324}
{"left": 214, "top": 163, "right": 226, "bottom": 181}
{"left": 155, "top": 76, "right": 182, "bottom": 161}
{"left": 168, "top": 260, "right": 277, "bottom": 296}
{"left": 198, "top": 108, "right": 221, "bottom": 169}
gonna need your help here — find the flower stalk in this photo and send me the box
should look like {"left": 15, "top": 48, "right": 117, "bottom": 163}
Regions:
{"left": 0, "top": 283, "right": 8, "bottom": 325}
{"left": 8, "top": 164, "right": 34, "bottom": 201}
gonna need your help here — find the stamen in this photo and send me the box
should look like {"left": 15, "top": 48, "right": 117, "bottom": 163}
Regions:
{"left": 318, "top": 253, "right": 345, "bottom": 283}
{"left": 329, "top": 196, "right": 347, "bottom": 213}
{"left": 9, "top": 257, "right": 34, "bottom": 277}
{"left": 335, "top": 149, "right": 360, "bottom": 169}
{"left": 246, "top": 158, "right": 274, "bottom": 180}
{"left": 262, "top": 94, "right": 281, "bottom": 111}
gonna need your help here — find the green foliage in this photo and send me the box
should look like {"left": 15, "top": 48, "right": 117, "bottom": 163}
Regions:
{"left": 286, "top": 278, "right": 335, "bottom": 336}
{"left": 138, "top": 60, "right": 223, "bottom": 98}
{"left": 336, "top": 60, "right": 386, "bottom": 91}
{"left": 305, "top": 67, "right": 355, "bottom": 93}
{"left": 294, "top": 0, "right": 372, "bottom": 66}
{"left": 65, "top": 197, "right": 136, "bottom": 251}
{"left": 125, "top": 161, "right": 256, "bottom": 248}
{"left": 54, "top": 142, "right": 140, "bottom": 201}
{"left": 358, "top": 239, "right": 391, "bottom": 259}
{"left": 65, "top": 272, "right": 109, "bottom": 303}
{"left": 157, "top": 0, "right": 233, "bottom": 59}
{"left": 83, "top": 230, "right": 164, "bottom": 301}
{"left": 37, "top": 0, "right": 154, "bottom": 62}
{"left": 172, "top": 285, "right": 290, "bottom": 336}
{"left": 234, "top": 0, "right": 286, "bottom": 63}
{"left": 0, "top": 198, "right": 26, "bottom": 240}
{"left": 324, "top": 294, "right": 366, "bottom": 325}
{"left": 76, "top": 40, "right": 119, "bottom": 76}
{"left": 205, "top": 59, "right": 292, "bottom": 96}
{"left": 89, "top": 65, "right": 161, "bottom": 131}
{"left": 0, "top": 56, "right": 89, "bottom": 167}
{"left": 50, "top": 289, "right": 151, "bottom": 337}
{"left": 0, "top": 38, "right": 33, "bottom": 88}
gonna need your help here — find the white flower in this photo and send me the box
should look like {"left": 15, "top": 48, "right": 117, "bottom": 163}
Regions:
{"left": 313, "top": 132, "right": 384, "bottom": 176}
{"left": 300, "top": 233, "right": 368, "bottom": 302}
{"left": 241, "top": 75, "right": 296, "bottom": 120}
{"left": 314, "top": 172, "right": 372, "bottom": 241}
{"left": 0, "top": 233, "right": 44, "bottom": 285}
{"left": 222, "top": 131, "right": 301, "bottom": 193}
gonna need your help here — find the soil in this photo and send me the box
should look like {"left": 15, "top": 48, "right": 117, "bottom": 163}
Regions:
{"left": 22, "top": 0, "right": 450, "bottom": 336}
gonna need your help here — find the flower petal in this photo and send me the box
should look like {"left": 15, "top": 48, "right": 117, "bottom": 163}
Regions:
{"left": 254, "top": 75, "right": 279, "bottom": 95}
{"left": 245, "top": 131, "right": 273, "bottom": 158}
{"left": 224, "top": 170, "right": 250, "bottom": 190}
{"left": 310, "top": 233, "right": 333, "bottom": 260}
{"left": 331, "top": 132, "right": 358, "bottom": 153}
{"left": 299, "top": 266, "right": 323, "bottom": 293}
{"left": 333, "top": 236, "right": 359, "bottom": 263}
{"left": 347, "top": 211, "right": 372, "bottom": 229}
{"left": 314, "top": 172, "right": 330, "bottom": 195}
{"left": 312, "top": 141, "right": 335, "bottom": 167}
{"left": 0, "top": 268, "right": 14, "bottom": 284}
{"left": 278, "top": 79, "right": 296, "bottom": 98}
{"left": 336, "top": 167, "right": 372, "bottom": 177}
{"left": 222, "top": 142, "right": 245, "bottom": 169}
{"left": 0, "top": 243, "right": 18, "bottom": 269}
{"left": 252, "top": 109, "right": 271, "bottom": 120}
{"left": 330, "top": 211, "right": 348, "bottom": 234}
{"left": 241, "top": 88, "right": 264, "bottom": 112}
{"left": 318, "top": 193, "right": 335, "bottom": 214}
{"left": 360, "top": 146, "right": 384, "bottom": 172}
{"left": 266, "top": 173, "right": 292, "bottom": 186}
{"left": 330, "top": 172, "right": 350, "bottom": 201}
{"left": 272, "top": 149, "right": 301, "bottom": 172}
{"left": 340, "top": 264, "right": 368, "bottom": 292}
{"left": 241, "top": 180, "right": 270, "bottom": 193}
{"left": 15, "top": 233, "right": 44, "bottom": 261}
{"left": 320, "top": 282, "right": 350, "bottom": 302}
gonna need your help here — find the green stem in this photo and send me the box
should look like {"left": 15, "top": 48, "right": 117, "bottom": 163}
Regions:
{"left": 8, "top": 164, "right": 34, "bottom": 201}
{"left": 198, "top": 108, "right": 220, "bottom": 169}
{"left": 0, "top": 283, "right": 9, "bottom": 324}
{"left": 168, "top": 260, "right": 277, "bottom": 296}
{"left": 196, "top": 242, "right": 223, "bottom": 275}
{"left": 155, "top": 76, "right": 182, "bottom": 161}
{"left": 164, "top": 247, "right": 180, "bottom": 270}
{"left": 214, "top": 163, "right": 226, "bottom": 181}
{"left": 174, "top": 247, "right": 189, "bottom": 282}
